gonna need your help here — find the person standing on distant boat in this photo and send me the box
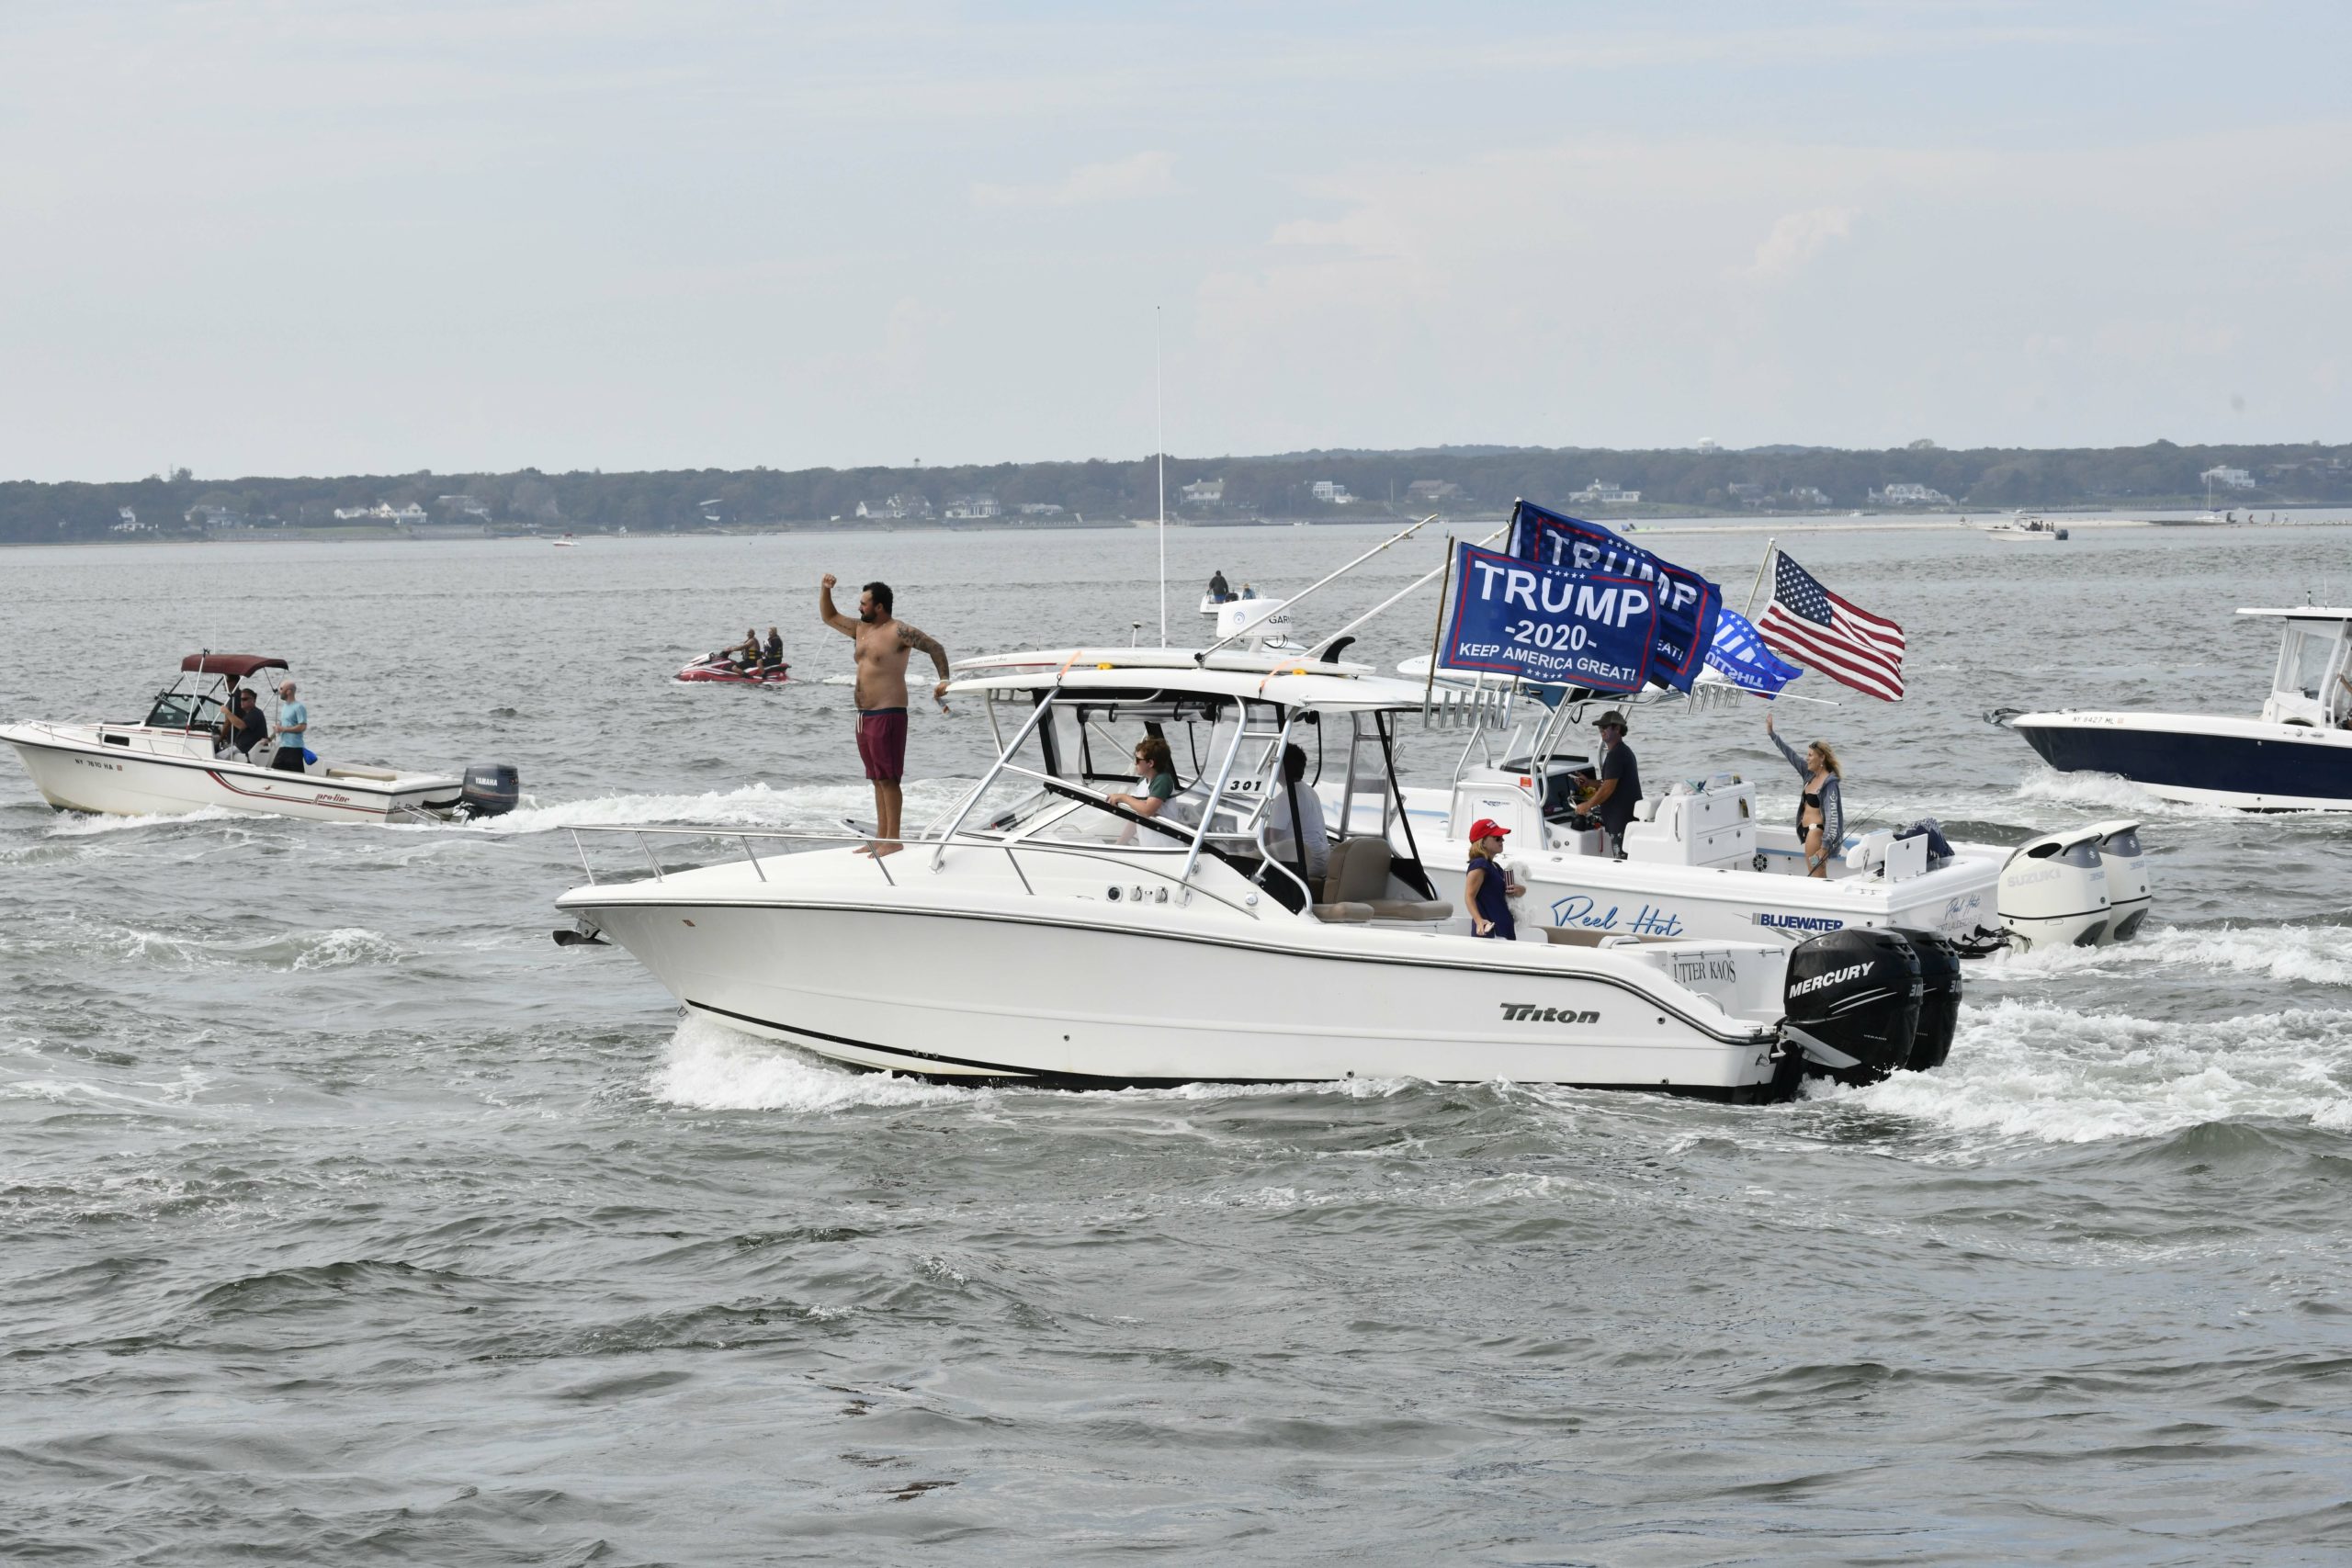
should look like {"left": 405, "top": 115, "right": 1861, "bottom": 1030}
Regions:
{"left": 270, "top": 680, "right": 309, "bottom": 773}
{"left": 820, "top": 575, "right": 952, "bottom": 856}
{"left": 1208, "top": 570, "right": 1230, "bottom": 604}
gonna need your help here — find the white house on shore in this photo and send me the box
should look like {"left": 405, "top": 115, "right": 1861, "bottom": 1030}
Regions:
{"left": 2200, "top": 465, "right": 2256, "bottom": 490}
{"left": 944, "top": 494, "right": 1001, "bottom": 520}
{"left": 1570, "top": 479, "right": 1642, "bottom": 506}
{"left": 1871, "top": 482, "right": 1953, "bottom": 507}
{"left": 1181, "top": 479, "right": 1225, "bottom": 505}
{"left": 1311, "top": 480, "right": 1352, "bottom": 504}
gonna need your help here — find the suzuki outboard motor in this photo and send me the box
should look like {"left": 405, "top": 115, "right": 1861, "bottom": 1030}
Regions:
{"left": 1997, "top": 829, "right": 2109, "bottom": 952}
{"left": 1781, "top": 929, "right": 1924, "bottom": 1084}
{"left": 1892, "top": 928, "right": 1962, "bottom": 1072}
{"left": 458, "top": 762, "right": 521, "bottom": 819}
{"left": 2083, "top": 819, "right": 2150, "bottom": 943}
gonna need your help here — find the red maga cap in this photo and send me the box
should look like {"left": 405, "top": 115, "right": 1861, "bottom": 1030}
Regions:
{"left": 1469, "top": 818, "right": 1510, "bottom": 841}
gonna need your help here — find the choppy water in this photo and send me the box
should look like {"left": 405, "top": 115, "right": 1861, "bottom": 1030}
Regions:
{"left": 6, "top": 520, "right": 2352, "bottom": 1564}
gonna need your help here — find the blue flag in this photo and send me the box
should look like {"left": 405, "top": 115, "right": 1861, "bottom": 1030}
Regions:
{"left": 1440, "top": 542, "right": 1657, "bottom": 694}
{"left": 1705, "top": 607, "right": 1804, "bottom": 697}
{"left": 1506, "top": 501, "right": 1722, "bottom": 691}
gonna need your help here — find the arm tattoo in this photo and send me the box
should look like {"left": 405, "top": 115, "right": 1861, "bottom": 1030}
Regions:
{"left": 899, "top": 624, "right": 951, "bottom": 673}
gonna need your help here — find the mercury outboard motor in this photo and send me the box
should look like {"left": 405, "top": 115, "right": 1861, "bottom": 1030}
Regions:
{"left": 1781, "top": 928, "right": 1924, "bottom": 1084}
{"left": 1892, "top": 928, "right": 1962, "bottom": 1072}
{"left": 2082, "top": 819, "right": 2150, "bottom": 943}
{"left": 1997, "top": 829, "right": 2109, "bottom": 952}
{"left": 458, "top": 762, "right": 520, "bottom": 819}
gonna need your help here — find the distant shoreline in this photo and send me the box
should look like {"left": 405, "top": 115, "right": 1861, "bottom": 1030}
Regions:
{"left": 11, "top": 510, "right": 2346, "bottom": 549}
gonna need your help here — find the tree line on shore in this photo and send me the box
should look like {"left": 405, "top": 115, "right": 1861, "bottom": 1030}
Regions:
{"left": 5, "top": 439, "right": 2346, "bottom": 543}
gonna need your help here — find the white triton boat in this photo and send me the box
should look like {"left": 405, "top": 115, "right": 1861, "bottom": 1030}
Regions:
{"left": 1376, "top": 667, "right": 2148, "bottom": 953}
{"left": 1, "top": 654, "right": 519, "bottom": 824}
{"left": 1991, "top": 606, "right": 2352, "bottom": 810}
{"left": 554, "top": 646, "right": 1969, "bottom": 1099}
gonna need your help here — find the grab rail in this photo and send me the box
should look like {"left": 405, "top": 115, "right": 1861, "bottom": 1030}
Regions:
{"left": 561, "top": 823, "right": 1269, "bottom": 919}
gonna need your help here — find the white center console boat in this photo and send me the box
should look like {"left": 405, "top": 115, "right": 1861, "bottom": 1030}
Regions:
{"left": 1385, "top": 666, "right": 2150, "bottom": 953}
{"left": 1991, "top": 607, "right": 2352, "bottom": 811}
{"left": 554, "top": 647, "right": 1969, "bottom": 1100}
{"left": 1, "top": 653, "right": 519, "bottom": 824}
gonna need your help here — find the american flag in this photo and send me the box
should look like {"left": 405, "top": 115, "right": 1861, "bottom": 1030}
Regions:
{"left": 1758, "top": 550, "right": 1905, "bottom": 701}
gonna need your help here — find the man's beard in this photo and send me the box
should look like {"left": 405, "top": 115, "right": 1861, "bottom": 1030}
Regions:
{"left": 859, "top": 606, "right": 880, "bottom": 624}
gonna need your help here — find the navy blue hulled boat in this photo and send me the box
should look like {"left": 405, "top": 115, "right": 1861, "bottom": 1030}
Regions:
{"left": 1992, "top": 607, "right": 2352, "bottom": 811}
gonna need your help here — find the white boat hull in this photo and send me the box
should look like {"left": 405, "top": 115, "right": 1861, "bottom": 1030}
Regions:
{"left": 557, "top": 851, "right": 1792, "bottom": 1096}
{"left": 3, "top": 722, "right": 463, "bottom": 822}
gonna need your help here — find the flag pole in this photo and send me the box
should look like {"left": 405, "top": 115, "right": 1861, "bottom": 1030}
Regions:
{"left": 1741, "top": 536, "right": 1776, "bottom": 620}
{"left": 1155, "top": 305, "right": 1167, "bottom": 648}
{"left": 1422, "top": 535, "right": 1455, "bottom": 711}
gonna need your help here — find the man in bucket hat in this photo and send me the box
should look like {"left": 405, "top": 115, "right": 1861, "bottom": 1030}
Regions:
{"left": 1572, "top": 709, "right": 1643, "bottom": 858}
{"left": 1464, "top": 818, "right": 1524, "bottom": 940}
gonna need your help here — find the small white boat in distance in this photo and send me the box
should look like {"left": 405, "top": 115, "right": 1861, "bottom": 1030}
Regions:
{"left": 552, "top": 534, "right": 577, "bottom": 547}
{"left": 1985, "top": 516, "right": 2067, "bottom": 542}
{"left": 1, "top": 654, "right": 519, "bottom": 824}
{"left": 555, "top": 645, "right": 1968, "bottom": 1098}
{"left": 1992, "top": 606, "right": 2352, "bottom": 809}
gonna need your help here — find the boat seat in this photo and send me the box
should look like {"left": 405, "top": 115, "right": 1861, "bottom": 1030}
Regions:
{"left": 325, "top": 765, "right": 399, "bottom": 782}
{"left": 1317, "top": 835, "right": 1453, "bottom": 922}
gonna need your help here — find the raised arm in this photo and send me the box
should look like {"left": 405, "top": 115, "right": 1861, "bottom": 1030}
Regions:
{"left": 817, "top": 574, "right": 859, "bottom": 638}
{"left": 1768, "top": 726, "right": 1807, "bottom": 778}
{"left": 899, "top": 622, "right": 953, "bottom": 700}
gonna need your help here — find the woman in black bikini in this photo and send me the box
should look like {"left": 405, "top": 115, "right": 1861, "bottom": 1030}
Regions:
{"left": 1766, "top": 709, "right": 1843, "bottom": 878}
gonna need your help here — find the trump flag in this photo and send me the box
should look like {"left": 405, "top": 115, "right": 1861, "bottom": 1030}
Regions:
{"left": 1439, "top": 542, "right": 1658, "bottom": 694}
{"left": 1505, "top": 501, "right": 1721, "bottom": 691}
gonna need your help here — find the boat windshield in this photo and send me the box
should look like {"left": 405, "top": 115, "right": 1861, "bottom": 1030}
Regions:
{"left": 2283, "top": 627, "right": 2339, "bottom": 702}
{"left": 952, "top": 692, "right": 1286, "bottom": 854}
{"left": 144, "top": 691, "right": 225, "bottom": 732}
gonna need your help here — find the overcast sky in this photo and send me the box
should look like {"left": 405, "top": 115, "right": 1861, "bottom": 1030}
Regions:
{"left": 4, "top": 1, "right": 2347, "bottom": 481}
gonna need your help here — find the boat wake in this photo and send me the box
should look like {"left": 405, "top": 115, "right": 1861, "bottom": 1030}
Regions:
{"left": 1826, "top": 995, "right": 2352, "bottom": 1143}
{"left": 2011, "top": 766, "right": 2277, "bottom": 818}
{"left": 41, "top": 806, "right": 244, "bottom": 837}
{"left": 1984, "top": 920, "right": 2352, "bottom": 989}
{"left": 13, "top": 916, "right": 413, "bottom": 973}
{"left": 651, "top": 1014, "right": 971, "bottom": 1112}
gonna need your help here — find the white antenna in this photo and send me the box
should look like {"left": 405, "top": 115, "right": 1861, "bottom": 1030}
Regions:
{"left": 1155, "top": 305, "right": 1167, "bottom": 647}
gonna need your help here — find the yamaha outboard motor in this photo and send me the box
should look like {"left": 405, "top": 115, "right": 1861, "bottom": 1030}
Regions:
{"left": 458, "top": 762, "right": 521, "bottom": 819}
{"left": 1781, "top": 928, "right": 1924, "bottom": 1084}
{"left": 1892, "top": 928, "right": 1962, "bottom": 1072}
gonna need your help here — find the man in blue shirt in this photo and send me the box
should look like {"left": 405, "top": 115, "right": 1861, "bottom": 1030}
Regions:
{"left": 271, "top": 680, "right": 310, "bottom": 773}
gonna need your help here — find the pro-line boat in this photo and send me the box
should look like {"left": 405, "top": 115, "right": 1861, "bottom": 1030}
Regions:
{"left": 554, "top": 646, "right": 1965, "bottom": 1099}
{"left": 1, "top": 654, "right": 519, "bottom": 824}
{"left": 1991, "top": 606, "right": 2352, "bottom": 810}
{"left": 1385, "top": 667, "right": 2150, "bottom": 953}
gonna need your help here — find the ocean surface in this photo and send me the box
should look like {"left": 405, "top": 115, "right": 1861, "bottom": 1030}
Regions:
{"left": 5, "top": 518, "right": 2351, "bottom": 1564}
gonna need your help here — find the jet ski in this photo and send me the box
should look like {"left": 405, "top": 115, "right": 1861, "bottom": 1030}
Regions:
{"left": 673, "top": 653, "right": 790, "bottom": 687}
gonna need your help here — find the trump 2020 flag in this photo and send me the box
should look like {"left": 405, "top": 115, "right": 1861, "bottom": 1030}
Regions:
{"left": 1758, "top": 549, "right": 1906, "bottom": 701}
{"left": 1440, "top": 541, "right": 1658, "bottom": 694}
{"left": 1506, "top": 500, "right": 1721, "bottom": 691}
{"left": 1705, "top": 607, "right": 1804, "bottom": 697}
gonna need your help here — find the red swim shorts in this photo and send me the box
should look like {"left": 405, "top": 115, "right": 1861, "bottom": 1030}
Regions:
{"left": 856, "top": 707, "right": 909, "bottom": 783}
